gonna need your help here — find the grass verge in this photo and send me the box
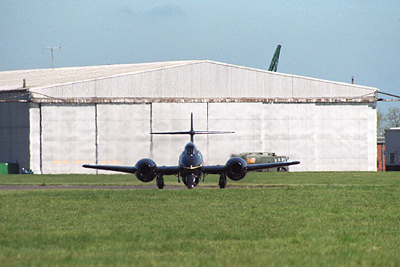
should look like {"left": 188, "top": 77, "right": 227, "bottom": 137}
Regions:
{"left": 1, "top": 172, "right": 400, "bottom": 266}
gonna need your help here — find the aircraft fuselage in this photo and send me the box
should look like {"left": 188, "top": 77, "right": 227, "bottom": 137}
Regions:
{"left": 178, "top": 142, "right": 203, "bottom": 188}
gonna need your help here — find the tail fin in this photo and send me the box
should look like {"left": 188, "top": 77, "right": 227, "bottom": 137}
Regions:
{"left": 268, "top": 45, "right": 281, "bottom": 72}
{"left": 151, "top": 113, "right": 234, "bottom": 142}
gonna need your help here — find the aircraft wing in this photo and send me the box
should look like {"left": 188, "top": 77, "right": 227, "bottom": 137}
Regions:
{"left": 246, "top": 161, "right": 300, "bottom": 171}
{"left": 82, "top": 164, "right": 137, "bottom": 174}
{"left": 83, "top": 161, "right": 300, "bottom": 175}
{"left": 201, "top": 165, "right": 226, "bottom": 174}
{"left": 201, "top": 161, "right": 300, "bottom": 174}
{"left": 155, "top": 166, "right": 180, "bottom": 175}
{"left": 82, "top": 164, "right": 180, "bottom": 175}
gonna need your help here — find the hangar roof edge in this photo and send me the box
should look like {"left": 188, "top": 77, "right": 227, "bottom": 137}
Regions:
{"left": 0, "top": 59, "right": 378, "bottom": 93}
{"left": 0, "top": 60, "right": 202, "bottom": 91}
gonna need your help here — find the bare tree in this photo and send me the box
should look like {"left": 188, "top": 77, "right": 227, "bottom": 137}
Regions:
{"left": 384, "top": 107, "right": 400, "bottom": 128}
{"left": 377, "top": 109, "right": 386, "bottom": 135}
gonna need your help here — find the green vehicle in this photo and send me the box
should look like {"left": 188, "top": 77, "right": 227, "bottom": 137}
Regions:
{"left": 231, "top": 152, "right": 290, "bottom": 172}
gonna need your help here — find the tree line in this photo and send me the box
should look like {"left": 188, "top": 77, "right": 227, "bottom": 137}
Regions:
{"left": 377, "top": 107, "right": 400, "bottom": 135}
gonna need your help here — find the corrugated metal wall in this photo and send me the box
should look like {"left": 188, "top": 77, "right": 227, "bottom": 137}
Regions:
{"left": 30, "top": 61, "right": 376, "bottom": 101}
{"left": 0, "top": 92, "right": 30, "bottom": 171}
{"left": 40, "top": 105, "right": 96, "bottom": 174}
{"left": 29, "top": 103, "right": 41, "bottom": 172}
{"left": 31, "top": 102, "right": 376, "bottom": 174}
{"left": 97, "top": 104, "right": 151, "bottom": 167}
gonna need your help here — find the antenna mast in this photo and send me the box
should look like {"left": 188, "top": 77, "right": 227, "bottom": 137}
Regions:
{"left": 43, "top": 44, "right": 62, "bottom": 69}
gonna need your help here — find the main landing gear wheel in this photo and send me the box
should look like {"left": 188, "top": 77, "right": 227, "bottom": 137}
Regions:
{"left": 156, "top": 175, "right": 164, "bottom": 189}
{"left": 219, "top": 173, "right": 227, "bottom": 189}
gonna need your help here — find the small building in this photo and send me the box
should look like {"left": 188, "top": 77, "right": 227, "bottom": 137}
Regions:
{"left": 385, "top": 128, "right": 400, "bottom": 171}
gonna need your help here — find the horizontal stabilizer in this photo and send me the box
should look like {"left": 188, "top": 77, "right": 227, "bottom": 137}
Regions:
{"left": 151, "top": 113, "right": 233, "bottom": 142}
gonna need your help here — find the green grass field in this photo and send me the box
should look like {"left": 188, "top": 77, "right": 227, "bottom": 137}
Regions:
{"left": 1, "top": 172, "right": 400, "bottom": 266}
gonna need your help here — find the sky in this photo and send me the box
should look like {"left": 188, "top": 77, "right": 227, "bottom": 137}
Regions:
{"left": 1, "top": 1, "right": 399, "bottom": 112}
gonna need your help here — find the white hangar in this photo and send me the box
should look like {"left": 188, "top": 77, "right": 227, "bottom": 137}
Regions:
{"left": 0, "top": 60, "right": 378, "bottom": 174}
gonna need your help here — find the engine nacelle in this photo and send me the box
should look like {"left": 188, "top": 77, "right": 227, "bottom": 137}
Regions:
{"left": 134, "top": 158, "right": 157, "bottom": 182}
{"left": 225, "top": 157, "right": 248, "bottom": 181}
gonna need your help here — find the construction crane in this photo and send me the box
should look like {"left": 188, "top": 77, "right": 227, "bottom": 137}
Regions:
{"left": 268, "top": 45, "right": 281, "bottom": 72}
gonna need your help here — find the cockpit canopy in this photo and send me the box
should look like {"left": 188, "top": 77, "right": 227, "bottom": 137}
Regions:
{"left": 184, "top": 142, "right": 198, "bottom": 155}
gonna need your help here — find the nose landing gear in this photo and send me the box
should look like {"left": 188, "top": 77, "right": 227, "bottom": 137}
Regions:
{"left": 185, "top": 174, "right": 196, "bottom": 189}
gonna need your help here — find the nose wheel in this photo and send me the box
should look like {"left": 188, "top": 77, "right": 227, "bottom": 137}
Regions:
{"left": 219, "top": 173, "right": 227, "bottom": 189}
{"left": 185, "top": 174, "right": 196, "bottom": 189}
{"left": 156, "top": 174, "right": 164, "bottom": 189}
